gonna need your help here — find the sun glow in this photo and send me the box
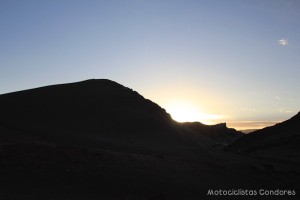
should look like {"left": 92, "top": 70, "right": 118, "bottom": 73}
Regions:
{"left": 165, "top": 101, "right": 223, "bottom": 125}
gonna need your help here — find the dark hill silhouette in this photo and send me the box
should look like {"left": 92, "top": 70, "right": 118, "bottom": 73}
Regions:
{"left": 0, "top": 79, "right": 242, "bottom": 156}
{"left": 228, "top": 112, "right": 300, "bottom": 162}
{"left": 0, "top": 79, "right": 173, "bottom": 133}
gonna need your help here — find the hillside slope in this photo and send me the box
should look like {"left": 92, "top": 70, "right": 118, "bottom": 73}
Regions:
{"left": 228, "top": 112, "right": 300, "bottom": 162}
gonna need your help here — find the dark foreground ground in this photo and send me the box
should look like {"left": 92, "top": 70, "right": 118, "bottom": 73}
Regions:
{"left": 0, "top": 142, "right": 299, "bottom": 200}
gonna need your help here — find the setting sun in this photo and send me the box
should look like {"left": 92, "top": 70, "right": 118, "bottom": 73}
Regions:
{"left": 165, "top": 101, "right": 223, "bottom": 125}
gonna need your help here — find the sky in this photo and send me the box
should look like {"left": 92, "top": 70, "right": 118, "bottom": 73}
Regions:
{"left": 0, "top": 0, "right": 299, "bottom": 130}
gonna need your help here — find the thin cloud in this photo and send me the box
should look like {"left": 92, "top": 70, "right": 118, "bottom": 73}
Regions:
{"left": 278, "top": 38, "right": 288, "bottom": 46}
{"left": 228, "top": 121, "right": 281, "bottom": 130}
{"left": 278, "top": 108, "right": 292, "bottom": 113}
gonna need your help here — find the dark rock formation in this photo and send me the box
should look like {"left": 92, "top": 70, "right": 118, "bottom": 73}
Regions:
{"left": 181, "top": 122, "right": 243, "bottom": 145}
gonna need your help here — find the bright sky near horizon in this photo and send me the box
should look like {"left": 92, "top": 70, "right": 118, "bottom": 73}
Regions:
{"left": 0, "top": 0, "right": 299, "bottom": 130}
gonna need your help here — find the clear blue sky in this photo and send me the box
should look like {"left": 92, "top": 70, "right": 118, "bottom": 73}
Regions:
{"left": 1, "top": 0, "right": 299, "bottom": 129}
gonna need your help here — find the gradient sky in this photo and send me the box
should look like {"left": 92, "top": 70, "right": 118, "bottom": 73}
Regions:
{"left": 1, "top": 0, "right": 299, "bottom": 130}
